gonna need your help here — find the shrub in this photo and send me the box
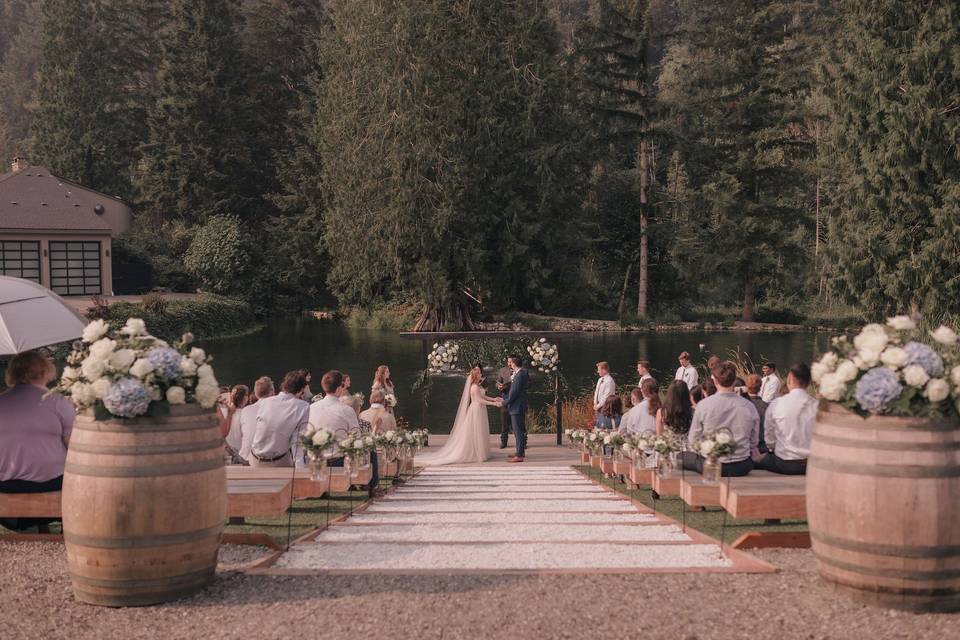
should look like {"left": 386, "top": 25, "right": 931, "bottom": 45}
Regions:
{"left": 184, "top": 215, "right": 253, "bottom": 294}
{"left": 141, "top": 292, "right": 167, "bottom": 315}
{"left": 105, "top": 294, "right": 256, "bottom": 341}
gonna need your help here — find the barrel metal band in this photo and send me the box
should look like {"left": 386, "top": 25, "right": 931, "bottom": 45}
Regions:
{"left": 818, "top": 418, "right": 959, "bottom": 433}
{"left": 65, "top": 458, "right": 223, "bottom": 477}
{"left": 75, "top": 420, "right": 214, "bottom": 434}
{"left": 808, "top": 457, "right": 960, "bottom": 478}
{"left": 67, "top": 439, "right": 224, "bottom": 456}
{"left": 822, "top": 572, "right": 960, "bottom": 598}
{"left": 814, "top": 433, "right": 960, "bottom": 452}
{"left": 64, "top": 523, "right": 223, "bottom": 549}
{"left": 68, "top": 566, "right": 215, "bottom": 589}
{"left": 811, "top": 531, "right": 960, "bottom": 558}
{"left": 814, "top": 551, "right": 960, "bottom": 580}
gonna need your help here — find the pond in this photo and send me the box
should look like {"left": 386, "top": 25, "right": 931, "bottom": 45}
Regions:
{"left": 200, "top": 317, "right": 833, "bottom": 434}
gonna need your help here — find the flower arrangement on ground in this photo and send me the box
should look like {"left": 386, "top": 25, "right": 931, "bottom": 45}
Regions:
{"left": 427, "top": 341, "right": 460, "bottom": 374}
{"left": 56, "top": 319, "right": 218, "bottom": 419}
{"left": 566, "top": 428, "right": 588, "bottom": 448}
{"left": 602, "top": 431, "right": 626, "bottom": 458}
{"left": 812, "top": 316, "right": 960, "bottom": 418}
{"left": 527, "top": 338, "right": 559, "bottom": 373}
{"left": 585, "top": 429, "right": 604, "bottom": 453}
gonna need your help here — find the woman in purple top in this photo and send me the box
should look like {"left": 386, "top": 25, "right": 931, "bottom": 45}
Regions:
{"left": 0, "top": 351, "right": 75, "bottom": 493}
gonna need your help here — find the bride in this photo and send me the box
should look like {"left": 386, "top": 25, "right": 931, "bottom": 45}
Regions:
{"left": 417, "top": 364, "right": 502, "bottom": 466}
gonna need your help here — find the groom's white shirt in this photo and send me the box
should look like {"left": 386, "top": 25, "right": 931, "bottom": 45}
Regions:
{"left": 594, "top": 374, "right": 616, "bottom": 411}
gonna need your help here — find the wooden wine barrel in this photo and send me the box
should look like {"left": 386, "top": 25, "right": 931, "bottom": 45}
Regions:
{"left": 808, "top": 403, "right": 960, "bottom": 612}
{"left": 62, "top": 404, "right": 226, "bottom": 607}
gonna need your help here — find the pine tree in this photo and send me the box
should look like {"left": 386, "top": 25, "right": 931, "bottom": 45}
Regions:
{"left": 823, "top": 1, "right": 960, "bottom": 317}
{"left": 136, "top": 0, "right": 256, "bottom": 224}
{"left": 0, "top": 0, "right": 39, "bottom": 161}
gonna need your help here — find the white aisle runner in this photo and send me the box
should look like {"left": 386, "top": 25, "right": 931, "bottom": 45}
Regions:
{"left": 275, "top": 466, "right": 735, "bottom": 572}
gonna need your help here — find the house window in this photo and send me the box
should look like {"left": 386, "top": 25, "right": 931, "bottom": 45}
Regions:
{"left": 49, "top": 240, "right": 101, "bottom": 295}
{"left": 0, "top": 240, "right": 41, "bottom": 283}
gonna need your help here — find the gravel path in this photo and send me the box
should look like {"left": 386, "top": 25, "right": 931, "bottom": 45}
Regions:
{"left": 3, "top": 544, "right": 957, "bottom": 639}
{"left": 348, "top": 511, "right": 658, "bottom": 524}
{"left": 366, "top": 499, "right": 638, "bottom": 512}
{"left": 319, "top": 523, "right": 690, "bottom": 543}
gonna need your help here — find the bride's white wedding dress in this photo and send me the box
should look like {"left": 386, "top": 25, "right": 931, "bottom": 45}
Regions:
{"left": 417, "top": 380, "right": 495, "bottom": 466}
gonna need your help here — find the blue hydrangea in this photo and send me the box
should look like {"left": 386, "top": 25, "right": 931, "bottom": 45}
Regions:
{"left": 904, "top": 341, "right": 944, "bottom": 377}
{"left": 854, "top": 367, "right": 903, "bottom": 413}
{"left": 146, "top": 347, "right": 182, "bottom": 381}
{"left": 103, "top": 377, "right": 152, "bottom": 418}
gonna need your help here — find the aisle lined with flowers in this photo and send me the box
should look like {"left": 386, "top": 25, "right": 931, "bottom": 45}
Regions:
{"left": 274, "top": 466, "right": 739, "bottom": 572}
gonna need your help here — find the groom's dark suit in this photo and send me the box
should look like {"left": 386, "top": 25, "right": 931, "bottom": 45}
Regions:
{"left": 502, "top": 367, "right": 529, "bottom": 457}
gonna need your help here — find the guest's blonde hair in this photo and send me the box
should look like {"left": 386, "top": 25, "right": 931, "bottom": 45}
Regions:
{"left": 340, "top": 394, "right": 362, "bottom": 415}
{"left": 374, "top": 365, "right": 391, "bottom": 388}
{"left": 5, "top": 351, "right": 55, "bottom": 386}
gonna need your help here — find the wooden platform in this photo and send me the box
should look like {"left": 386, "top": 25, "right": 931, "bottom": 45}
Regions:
{"left": 0, "top": 491, "right": 61, "bottom": 518}
{"left": 628, "top": 466, "right": 654, "bottom": 488}
{"left": 227, "top": 479, "right": 293, "bottom": 518}
{"left": 719, "top": 473, "right": 806, "bottom": 520}
{"left": 613, "top": 460, "right": 631, "bottom": 477}
{"left": 227, "top": 466, "right": 373, "bottom": 498}
{"left": 380, "top": 458, "right": 414, "bottom": 478}
{"left": 681, "top": 474, "right": 722, "bottom": 507}
{"left": 651, "top": 471, "right": 681, "bottom": 497}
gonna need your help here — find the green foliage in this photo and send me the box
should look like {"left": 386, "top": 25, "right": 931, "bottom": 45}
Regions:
{"left": 184, "top": 214, "right": 253, "bottom": 294}
{"left": 104, "top": 293, "right": 256, "bottom": 342}
{"left": 0, "top": 0, "right": 39, "bottom": 161}
{"left": 822, "top": 0, "right": 960, "bottom": 318}
{"left": 113, "top": 219, "right": 196, "bottom": 293}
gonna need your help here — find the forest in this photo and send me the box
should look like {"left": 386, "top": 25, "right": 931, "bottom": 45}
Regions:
{"left": 1, "top": 0, "right": 957, "bottom": 329}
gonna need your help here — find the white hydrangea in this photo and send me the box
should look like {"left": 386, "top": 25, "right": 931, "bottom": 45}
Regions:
{"left": 811, "top": 362, "right": 828, "bottom": 383}
{"left": 925, "top": 379, "right": 950, "bottom": 403}
{"left": 715, "top": 431, "right": 732, "bottom": 444}
{"left": 880, "top": 347, "right": 909, "bottom": 369}
{"left": 88, "top": 338, "right": 117, "bottom": 361}
{"left": 189, "top": 347, "right": 207, "bottom": 365}
{"left": 699, "top": 440, "right": 715, "bottom": 456}
{"left": 71, "top": 382, "right": 97, "bottom": 405}
{"left": 166, "top": 386, "right": 186, "bottom": 404}
{"left": 194, "top": 382, "right": 218, "bottom": 408}
{"left": 930, "top": 325, "right": 959, "bottom": 346}
{"left": 818, "top": 372, "right": 847, "bottom": 401}
{"left": 903, "top": 365, "right": 930, "bottom": 388}
{"left": 835, "top": 360, "right": 860, "bottom": 383}
{"left": 82, "top": 319, "right": 109, "bottom": 343}
{"left": 312, "top": 430, "right": 331, "bottom": 446}
{"left": 129, "top": 358, "right": 154, "bottom": 379}
{"left": 951, "top": 366, "right": 960, "bottom": 388}
{"left": 91, "top": 378, "right": 112, "bottom": 399}
{"left": 60, "top": 366, "right": 79, "bottom": 385}
{"left": 180, "top": 357, "right": 198, "bottom": 376}
{"left": 853, "top": 324, "right": 889, "bottom": 353}
{"left": 121, "top": 318, "right": 147, "bottom": 336}
{"left": 886, "top": 315, "right": 916, "bottom": 331}
{"left": 819, "top": 352, "right": 839, "bottom": 370}
{"left": 109, "top": 348, "right": 136, "bottom": 372}
{"left": 80, "top": 356, "right": 106, "bottom": 381}
{"left": 854, "top": 349, "right": 881, "bottom": 369}
{"left": 197, "top": 364, "right": 214, "bottom": 381}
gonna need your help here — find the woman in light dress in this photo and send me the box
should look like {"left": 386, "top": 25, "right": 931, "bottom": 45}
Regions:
{"left": 417, "top": 364, "right": 501, "bottom": 466}
{"left": 371, "top": 365, "right": 395, "bottom": 413}
{"left": 218, "top": 384, "right": 249, "bottom": 465}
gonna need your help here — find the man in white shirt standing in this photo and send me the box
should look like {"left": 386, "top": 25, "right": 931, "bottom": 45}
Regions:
{"left": 754, "top": 363, "right": 817, "bottom": 475}
{"left": 674, "top": 351, "right": 699, "bottom": 389}
{"left": 308, "top": 370, "right": 360, "bottom": 436}
{"left": 239, "top": 376, "right": 274, "bottom": 463}
{"left": 249, "top": 371, "right": 310, "bottom": 468}
{"left": 759, "top": 362, "right": 782, "bottom": 402}
{"left": 593, "top": 361, "right": 616, "bottom": 426}
{"left": 636, "top": 359, "right": 654, "bottom": 387}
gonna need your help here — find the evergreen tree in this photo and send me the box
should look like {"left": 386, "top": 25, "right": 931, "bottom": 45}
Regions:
{"left": 136, "top": 0, "right": 256, "bottom": 224}
{"left": 0, "top": 0, "right": 39, "bottom": 162}
{"left": 823, "top": 1, "right": 960, "bottom": 317}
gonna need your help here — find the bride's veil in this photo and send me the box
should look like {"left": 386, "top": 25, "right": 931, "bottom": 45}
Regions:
{"left": 448, "top": 376, "right": 473, "bottom": 437}
{"left": 416, "top": 375, "right": 474, "bottom": 465}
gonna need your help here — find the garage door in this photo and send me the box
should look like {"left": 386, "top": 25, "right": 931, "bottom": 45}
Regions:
{"left": 49, "top": 240, "right": 102, "bottom": 295}
{"left": 0, "top": 240, "right": 41, "bottom": 283}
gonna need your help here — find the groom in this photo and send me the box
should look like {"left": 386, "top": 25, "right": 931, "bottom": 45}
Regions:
{"left": 502, "top": 355, "right": 529, "bottom": 463}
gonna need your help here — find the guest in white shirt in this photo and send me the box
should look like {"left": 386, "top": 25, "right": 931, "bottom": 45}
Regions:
{"left": 759, "top": 362, "right": 782, "bottom": 402}
{"left": 249, "top": 371, "right": 310, "bottom": 468}
{"left": 360, "top": 389, "right": 397, "bottom": 434}
{"left": 593, "top": 361, "right": 616, "bottom": 426}
{"left": 636, "top": 359, "right": 654, "bottom": 387}
{"left": 239, "top": 377, "right": 274, "bottom": 463}
{"left": 754, "top": 363, "right": 816, "bottom": 475}
{"left": 674, "top": 351, "right": 699, "bottom": 389}
{"left": 218, "top": 385, "right": 249, "bottom": 465}
{"left": 308, "top": 370, "right": 360, "bottom": 437}
{"left": 621, "top": 385, "right": 657, "bottom": 435}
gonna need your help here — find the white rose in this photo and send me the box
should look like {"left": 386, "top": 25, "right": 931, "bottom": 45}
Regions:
{"left": 811, "top": 362, "right": 828, "bottom": 384}
{"left": 189, "top": 347, "right": 206, "bottom": 365}
{"left": 303, "top": 425, "right": 316, "bottom": 438}
{"left": 61, "top": 366, "right": 79, "bottom": 383}
{"left": 835, "top": 360, "right": 860, "bottom": 383}
{"left": 855, "top": 349, "right": 880, "bottom": 369}
{"left": 82, "top": 319, "right": 109, "bottom": 343}
{"left": 121, "top": 318, "right": 147, "bottom": 336}
{"left": 89, "top": 338, "right": 117, "bottom": 361}
{"left": 109, "top": 349, "right": 136, "bottom": 372}
{"left": 819, "top": 352, "right": 839, "bottom": 370}
{"left": 71, "top": 382, "right": 97, "bottom": 405}
{"left": 312, "top": 431, "right": 330, "bottom": 446}
{"left": 880, "top": 347, "right": 909, "bottom": 369}
{"left": 166, "top": 386, "right": 186, "bottom": 404}
{"left": 197, "top": 364, "right": 214, "bottom": 381}
{"left": 818, "top": 372, "right": 847, "bottom": 401}
{"left": 886, "top": 315, "right": 916, "bottom": 331}
{"left": 365, "top": 437, "right": 374, "bottom": 446}
{"left": 80, "top": 356, "right": 106, "bottom": 381}
{"left": 385, "top": 430, "right": 395, "bottom": 439}
{"left": 180, "top": 357, "right": 198, "bottom": 376}
{"left": 853, "top": 324, "right": 889, "bottom": 353}
{"left": 129, "top": 358, "right": 154, "bottom": 379}
{"left": 715, "top": 431, "right": 732, "bottom": 445}
{"left": 194, "top": 382, "right": 218, "bottom": 408}
{"left": 91, "top": 378, "right": 111, "bottom": 399}
{"left": 699, "top": 441, "right": 715, "bottom": 456}
{"left": 903, "top": 365, "right": 930, "bottom": 388}
{"left": 930, "top": 325, "right": 959, "bottom": 346}
{"left": 603, "top": 435, "right": 612, "bottom": 445}
{"left": 951, "top": 366, "right": 960, "bottom": 387}
{"left": 342, "top": 439, "right": 354, "bottom": 449}
{"left": 925, "top": 379, "right": 950, "bottom": 403}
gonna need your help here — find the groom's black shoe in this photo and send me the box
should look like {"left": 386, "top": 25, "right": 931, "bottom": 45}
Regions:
{"left": 499, "top": 443, "right": 508, "bottom": 449}
{"left": 507, "top": 456, "right": 525, "bottom": 463}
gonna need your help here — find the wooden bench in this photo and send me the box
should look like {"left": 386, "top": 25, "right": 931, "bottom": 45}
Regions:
{"left": 651, "top": 470, "right": 682, "bottom": 497}
{"left": 226, "top": 478, "right": 293, "bottom": 518}
{"left": 379, "top": 458, "right": 414, "bottom": 478}
{"left": 226, "top": 466, "right": 373, "bottom": 498}
{"left": 719, "top": 473, "right": 806, "bottom": 520}
{"left": 628, "top": 466, "right": 654, "bottom": 488}
{"left": 0, "top": 491, "right": 62, "bottom": 519}
{"left": 680, "top": 474, "right": 722, "bottom": 507}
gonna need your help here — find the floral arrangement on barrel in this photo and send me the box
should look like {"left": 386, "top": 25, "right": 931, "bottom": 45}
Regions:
{"left": 527, "top": 338, "right": 559, "bottom": 373}
{"left": 56, "top": 318, "right": 219, "bottom": 419}
{"left": 427, "top": 341, "right": 460, "bottom": 374}
{"left": 812, "top": 316, "right": 960, "bottom": 418}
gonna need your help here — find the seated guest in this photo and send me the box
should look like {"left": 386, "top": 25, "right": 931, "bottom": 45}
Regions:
{"left": 620, "top": 388, "right": 649, "bottom": 434}
{"left": 753, "top": 363, "right": 816, "bottom": 475}
{"left": 239, "top": 377, "right": 274, "bottom": 463}
{"left": 299, "top": 369, "right": 314, "bottom": 401}
{"left": 308, "top": 370, "right": 359, "bottom": 435}
{"left": 0, "top": 352, "right": 75, "bottom": 531}
{"left": 701, "top": 378, "right": 717, "bottom": 398}
{"left": 744, "top": 374, "right": 768, "bottom": 453}
{"left": 657, "top": 380, "right": 693, "bottom": 439}
{"left": 249, "top": 371, "right": 309, "bottom": 468}
{"left": 360, "top": 389, "right": 397, "bottom": 434}
{"left": 683, "top": 361, "right": 759, "bottom": 477}
{"left": 218, "top": 384, "right": 249, "bottom": 465}
{"left": 595, "top": 395, "right": 622, "bottom": 430}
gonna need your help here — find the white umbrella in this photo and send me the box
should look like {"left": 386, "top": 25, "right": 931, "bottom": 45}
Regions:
{"left": 0, "top": 276, "right": 87, "bottom": 355}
